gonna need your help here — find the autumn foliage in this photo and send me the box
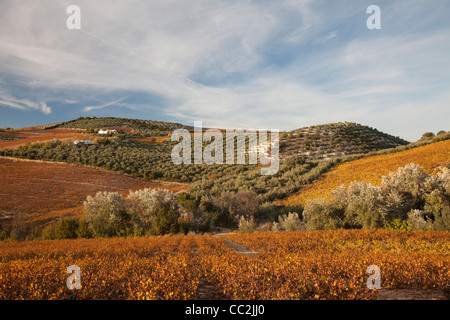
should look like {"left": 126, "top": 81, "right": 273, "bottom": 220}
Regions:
{"left": 1, "top": 230, "right": 449, "bottom": 300}
{"left": 284, "top": 139, "right": 450, "bottom": 206}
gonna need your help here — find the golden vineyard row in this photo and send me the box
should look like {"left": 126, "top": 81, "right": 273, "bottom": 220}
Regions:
{"left": 283, "top": 139, "right": 450, "bottom": 206}
{"left": 0, "top": 230, "right": 449, "bottom": 300}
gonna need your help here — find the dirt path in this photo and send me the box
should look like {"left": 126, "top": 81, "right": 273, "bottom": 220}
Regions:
{"left": 218, "top": 238, "right": 259, "bottom": 257}
{"left": 192, "top": 277, "right": 228, "bottom": 300}
{"left": 376, "top": 288, "right": 449, "bottom": 300}
{"left": 192, "top": 229, "right": 258, "bottom": 300}
{"left": 209, "top": 228, "right": 448, "bottom": 300}
{"left": 212, "top": 228, "right": 259, "bottom": 257}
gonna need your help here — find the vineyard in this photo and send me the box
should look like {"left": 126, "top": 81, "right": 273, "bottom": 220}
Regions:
{"left": 0, "top": 158, "right": 188, "bottom": 227}
{"left": 0, "top": 128, "right": 93, "bottom": 150}
{"left": 0, "top": 230, "right": 449, "bottom": 300}
{"left": 283, "top": 139, "right": 450, "bottom": 206}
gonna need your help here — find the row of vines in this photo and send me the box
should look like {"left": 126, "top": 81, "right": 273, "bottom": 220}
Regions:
{"left": 1, "top": 230, "right": 449, "bottom": 300}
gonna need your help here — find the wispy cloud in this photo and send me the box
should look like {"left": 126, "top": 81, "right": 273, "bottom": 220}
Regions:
{"left": 0, "top": 92, "right": 51, "bottom": 115}
{"left": 0, "top": 0, "right": 449, "bottom": 140}
{"left": 83, "top": 97, "right": 128, "bottom": 112}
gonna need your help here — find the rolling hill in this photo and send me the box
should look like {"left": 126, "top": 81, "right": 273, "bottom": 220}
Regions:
{"left": 45, "top": 116, "right": 193, "bottom": 136}
{"left": 0, "top": 157, "right": 188, "bottom": 229}
{"left": 279, "top": 122, "right": 409, "bottom": 161}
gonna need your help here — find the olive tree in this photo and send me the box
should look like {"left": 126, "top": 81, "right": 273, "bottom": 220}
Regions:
{"left": 84, "top": 191, "right": 128, "bottom": 237}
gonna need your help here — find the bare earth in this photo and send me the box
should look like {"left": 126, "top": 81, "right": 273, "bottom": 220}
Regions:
{"left": 0, "top": 157, "right": 188, "bottom": 226}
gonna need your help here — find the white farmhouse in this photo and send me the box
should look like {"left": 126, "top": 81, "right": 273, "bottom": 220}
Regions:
{"left": 98, "top": 129, "right": 118, "bottom": 135}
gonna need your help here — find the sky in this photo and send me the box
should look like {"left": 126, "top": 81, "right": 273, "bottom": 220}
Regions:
{"left": 0, "top": 0, "right": 449, "bottom": 141}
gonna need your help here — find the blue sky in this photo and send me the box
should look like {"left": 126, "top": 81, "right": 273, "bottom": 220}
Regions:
{"left": 0, "top": 0, "right": 449, "bottom": 141}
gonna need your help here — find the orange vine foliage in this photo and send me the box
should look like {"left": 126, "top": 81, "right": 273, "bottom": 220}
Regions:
{"left": 0, "top": 158, "right": 188, "bottom": 226}
{"left": 0, "top": 236, "right": 201, "bottom": 300}
{"left": 1, "top": 230, "right": 449, "bottom": 300}
{"left": 283, "top": 140, "right": 450, "bottom": 206}
{"left": 219, "top": 230, "right": 450, "bottom": 299}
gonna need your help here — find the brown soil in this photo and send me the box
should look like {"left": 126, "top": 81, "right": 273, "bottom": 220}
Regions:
{"left": 192, "top": 277, "right": 228, "bottom": 300}
{"left": 0, "top": 157, "right": 188, "bottom": 226}
{"left": 219, "top": 238, "right": 259, "bottom": 257}
{"left": 376, "top": 288, "right": 450, "bottom": 300}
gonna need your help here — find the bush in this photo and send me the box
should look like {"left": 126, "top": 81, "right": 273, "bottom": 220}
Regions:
{"left": 238, "top": 216, "right": 255, "bottom": 233}
{"left": 84, "top": 191, "right": 129, "bottom": 237}
{"left": 421, "top": 132, "right": 435, "bottom": 139}
{"left": 233, "top": 191, "right": 259, "bottom": 220}
{"left": 386, "top": 218, "right": 411, "bottom": 231}
{"left": 149, "top": 201, "right": 181, "bottom": 235}
{"left": 303, "top": 164, "right": 450, "bottom": 231}
{"left": 127, "top": 188, "right": 181, "bottom": 233}
{"left": 75, "top": 219, "right": 93, "bottom": 238}
{"left": 406, "top": 210, "right": 432, "bottom": 231}
{"left": 83, "top": 189, "right": 185, "bottom": 237}
{"left": 278, "top": 212, "right": 304, "bottom": 231}
{"left": 303, "top": 199, "right": 344, "bottom": 230}
{"left": 41, "top": 217, "right": 80, "bottom": 240}
{"left": 211, "top": 191, "right": 259, "bottom": 227}
{"left": 331, "top": 182, "right": 385, "bottom": 229}
{"left": 381, "top": 163, "right": 429, "bottom": 213}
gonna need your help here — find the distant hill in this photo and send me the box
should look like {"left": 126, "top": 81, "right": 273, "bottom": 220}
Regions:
{"left": 32, "top": 118, "right": 410, "bottom": 159}
{"left": 36, "top": 116, "right": 193, "bottom": 136}
{"left": 280, "top": 122, "right": 409, "bottom": 161}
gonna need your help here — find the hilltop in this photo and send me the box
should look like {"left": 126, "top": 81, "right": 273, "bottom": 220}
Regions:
{"left": 34, "top": 116, "right": 193, "bottom": 136}
{"left": 279, "top": 122, "right": 409, "bottom": 161}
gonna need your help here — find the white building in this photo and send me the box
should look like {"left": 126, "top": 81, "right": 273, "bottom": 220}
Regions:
{"left": 98, "top": 129, "right": 118, "bottom": 135}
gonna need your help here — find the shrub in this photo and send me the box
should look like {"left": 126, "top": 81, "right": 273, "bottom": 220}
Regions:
{"left": 127, "top": 188, "right": 182, "bottom": 235}
{"left": 386, "top": 218, "right": 411, "bottom": 231}
{"left": 278, "top": 212, "right": 304, "bottom": 231}
{"left": 271, "top": 221, "right": 280, "bottom": 231}
{"left": 41, "top": 217, "right": 80, "bottom": 240}
{"left": 211, "top": 191, "right": 259, "bottom": 227}
{"left": 238, "top": 216, "right": 255, "bottom": 233}
{"left": 233, "top": 191, "right": 259, "bottom": 220}
{"left": 407, "top": 210, "right": 432, "bottom": 231}
{"left": 381, "top": 163, "right": 429, "bottom": 213}
{"left": 303, "top": 164, "right": 450, "bottom": 231}
{"left": 84, "top": 191, "right": 128, "bottom": 237}
{"left": 149, "top": 202, "right": 181, "bottom": 235}
{"left": 303, "top": 199, "right": 344, "bottom": 230}
{"left": 75, "top": 219, "right": 93, "bottom": 238}
{"left": 332, "top": 182, "right": 385, "bottom": 229}
{"left": 421, "top": 132, "right": 435, "bottom": 139}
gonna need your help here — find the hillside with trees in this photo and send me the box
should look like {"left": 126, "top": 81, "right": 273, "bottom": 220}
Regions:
{"left": 279, "top": 122, "right": 409, "bottom": 161}
{"left": 0, "top": 117, "right": 448, "bottom": 239}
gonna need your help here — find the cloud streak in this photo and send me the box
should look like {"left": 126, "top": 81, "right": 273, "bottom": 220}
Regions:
{"left": 83, "top": 97, "right": 128, "bottom": 112}
{"left": 0, "top": 92, "right": 51, "bottom": 115}
{"left": 0, "top": 0, "right": 449, "bottom": 140}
